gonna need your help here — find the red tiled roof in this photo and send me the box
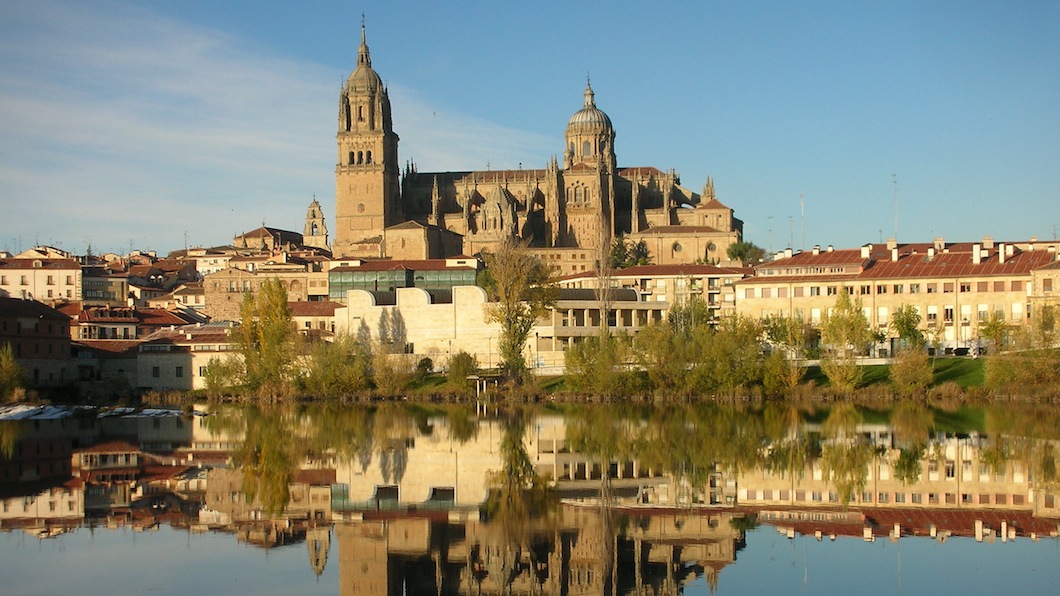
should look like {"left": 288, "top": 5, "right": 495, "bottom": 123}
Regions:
{"left": 697, "top": 197, "right": 731, "bottom": 210}
{"left": 79, "top": 440, "right": 140, "bottom": 454}
{"left": 330, "top": 259, "right": 476, "bottom": 272}
{"left": 617, "top": 166, "right": 667, "bottom": 177}
{"left": 634, "top": 225, "right": 724, "bottom": 235}
{"left": 0, "top": 297, "right": 72, "bottom": 321}
{"left": 74, "top": 340, "right": 142, "bottom": 357}
{"left": 288, "top": 301, "right": 342, "bottom": 317}
{"left": 137, "top": 308, "right": 192, "bottom": 326}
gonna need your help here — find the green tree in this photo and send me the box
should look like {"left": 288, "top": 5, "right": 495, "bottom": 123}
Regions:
{"left": 633, "top": 322, "right": 694, "bottom": 400}
{"left": 0, "top": 343, "right": 24, "bottom": 402}
{"left": 891, "top": 304, "right": 925, "bottom": 349}
{"left": 820, "top": 288, "right": 872, "bottom": 393}
{"left": 481, "top": 237, "right": 557, "bottom": 383}
{"left": 980, "top": 310, "right": 1007, "bottom": 353}
{"left": 300, "top": 333, "right": 373, "bottom": 398}
{"left": 235, "top": 278, "right": 295, "bottom": 398}
{"left": 608, "top": 234, "right": 651, "bottom": 269}
{"left": 564, "top": 331, "right": 636, "bottom": 397}
{"left": 726, "top": 241, "right": 766, "bottom": 264}
{"left": 447, "top": 350, "right": 479, "bottom": 394}
{"left": 889, "top": 349, "right": 934, "bottom": 396}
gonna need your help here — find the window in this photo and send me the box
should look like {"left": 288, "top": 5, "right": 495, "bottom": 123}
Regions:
{"left": 152, "top": 367, "right": 160, "bottom": 378}
{"left": 46, "top": 275, "right": 54, "bottom": 285}
{"left": 911, "top": 493, "right": 923, "bottom": 504}
{"left": 943, "top": 282, "right": 954, "bottom": 293}
{"left": 826, "top": 286, "right": 838, "bottom": 296}
{"left": 893, "top": 284, "right": 904, "bottom": 294}
{"left": 910, "top": 283, "right": 921, "bottom": 294}
{"left": 199, "top": 366, "right": 207, "bottom": 377}
{"left": 175, "top": 367, "right": 183, "bottom": 378}
{"left": 860, "top": 285, "right": 871, "bottom": 295}
{"left": 944, "top": 307, "right": 954, "bottom": 323}
{"left": 960, "top": 282, "right": 971, "bottom": 293}
{"left": 977, "top": 281, "right": 989, "bottom": 292}
{"left": 1045, "top": 279, "right": 1054, "bottom": 293}
{"left": 926, "top": 283, "right": 937, "bottom": 293}
{"left": 1011, "top": 281, "right": 1024, "bottom": 292}
{"left": 876, "top": 285, "right": 888, "bottom": 294}
{"left": 994, "top": 281, "right": 1005, "bottom": 292}
{"left": 809, "top": 287, "right": 821, "bottom": 297}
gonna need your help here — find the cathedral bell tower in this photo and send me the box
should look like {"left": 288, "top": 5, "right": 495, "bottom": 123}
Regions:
{"left": 333, "top": 22, "right": 401, "bottom": 257}
{"left": 562, "top": 79, "right": 617, "bottom": 249}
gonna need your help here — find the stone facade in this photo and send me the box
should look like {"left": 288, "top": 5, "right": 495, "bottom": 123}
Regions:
{"left": 332, "top": 26, "right": 743, "bottom": 268}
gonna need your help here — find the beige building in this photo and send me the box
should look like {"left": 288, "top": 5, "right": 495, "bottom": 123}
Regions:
{"left": 335, "top": 285, "right": 667, "bottom": 369}
{"left": 0, "top": 257, "right": 81, "bottom": 302}
{"left": 735, "top": 238, "right": 1060, "bottom": 352}
{"left": 202, "top": 258, "right": 329, "bottom": 321}
{"left": 136, "top": 323, "right": 237, "bottom": 391}
{"left": 332, "top": 25, "right": 743, "bottom": 270}
{"left": 559, "top": 263, "right": 747, "bottom": 317}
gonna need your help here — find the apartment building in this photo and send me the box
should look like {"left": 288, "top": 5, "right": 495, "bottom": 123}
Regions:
{"left": 735, "top": 238, "right": 1060, "bottom": 352}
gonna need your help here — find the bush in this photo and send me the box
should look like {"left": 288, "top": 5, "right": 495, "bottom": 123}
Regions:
{"left": 447, "top": 351, "right": 479, "bottom": 394}
{"left": 889, "top": 349, "right": 933, "bottom": 396}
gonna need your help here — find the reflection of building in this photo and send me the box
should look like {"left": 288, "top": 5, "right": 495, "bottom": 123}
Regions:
{"left": 334, "top": 506, "right": 745, "bottom": 596}
{"left": 333, "top": 25, "right": 743, "bottom": 270}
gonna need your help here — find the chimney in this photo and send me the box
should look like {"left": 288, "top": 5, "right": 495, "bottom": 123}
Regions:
{"left": 784, "top": 248, "right": 793, "bottom": 258}
{"left": 886, "top": 237, "right": 897, "bottom": 251}
{"left": 972, "top": 244, "right": 981, "bottom": 265}
{"left": 927, "top": 247, "right": 935, "bottom": 260}
{"left": 861, "top": 244, "right": 871, "bottom": 259}
{"left": 827, "top": 245, "right": 834, "bottom": 252}
{"left": 933, "top": 237, "right": 945, "bottom": 251}
{"left": 1006, "top": 244, "right": 1014, "bottom": 257}
{"left": 983, "top": 236, "right": 994, "bottom": 249}
{"left": 999, "top": 243, "right": 1006, "bottom": 264}
{"left": 891, "top": 248, "right": 899, "bottom": 262}
{"left": 812, "top": 245, "right": 821, "bottom": 256}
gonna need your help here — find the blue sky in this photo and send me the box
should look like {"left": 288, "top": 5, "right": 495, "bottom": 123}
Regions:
{"left": 1, "top": 0, "right": 1057, "bottom": 256}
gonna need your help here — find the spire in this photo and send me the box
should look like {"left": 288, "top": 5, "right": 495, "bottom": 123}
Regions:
{"left": 357, "top": 17, "right": 371, "bottom": 68}
{"left": 583, "top": 75, "right": 595, "bottom": 108}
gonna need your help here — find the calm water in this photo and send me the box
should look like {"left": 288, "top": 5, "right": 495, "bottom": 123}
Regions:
{"left": 2, "top": 401, "right": 1059, "bottom": 594}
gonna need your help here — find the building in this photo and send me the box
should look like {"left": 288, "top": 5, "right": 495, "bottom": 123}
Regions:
{"left": 559, "top": 263, "right": 748, "bottom": 317}
{"left": 137, "top": 323, "right": 237, "bottom": 391}
{"left": 0, "top": 296, "right": 73, "bottom": 388}
{"left": 332, "top": 25, "right": 743, "bottom": 270}
{"left": 0, "top": 256, "right": 81, "bottom": 302}
{"left": 202, "top": 255, "right": 330, "bottom": 321}
{"left": 735, "top": 238, "right": 1060, "bottom": 352}
{"left": 327, "top": 256, "right": 480, "bottom": 302}
{"left": 335, "top": 285, "right": 667, "bottom": 369}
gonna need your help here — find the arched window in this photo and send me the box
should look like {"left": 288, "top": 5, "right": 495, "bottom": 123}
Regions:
{"left": 357, "top": 151, "right": 363, "bottom": 164}
{"left": 357, "top": 105, "right": 364, "bottom": 122}
{"left": 582, "top": 140, "right": 592, "bottom": 156}
{"left": 348, "top": 151, "right": 354, "bottom": 165}
{"left": 574, "top": 186, "right": 585, "bottom": 204}
{"left": 366, "top": 150, "right": 372, "bottom": 164}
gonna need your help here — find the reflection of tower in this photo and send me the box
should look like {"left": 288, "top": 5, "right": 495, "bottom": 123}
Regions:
{"left": 303, "top": 198, "right": 330, "bottom": 252}
{"left": 307, "top": 526, "right": 331, "bottom": 578}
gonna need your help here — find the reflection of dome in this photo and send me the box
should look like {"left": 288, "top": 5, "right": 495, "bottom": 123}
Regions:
{"left": 567, "top": 81, "right": 612, "bottom": 130}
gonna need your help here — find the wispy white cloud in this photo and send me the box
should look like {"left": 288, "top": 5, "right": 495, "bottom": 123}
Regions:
{"left": 0, "top": 1, "right": 552, "bottom": 255}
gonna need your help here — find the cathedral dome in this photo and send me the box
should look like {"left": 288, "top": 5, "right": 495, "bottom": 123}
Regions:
{"left": 567, "top": 81, "right": 612, "bottom": 130}
{"left": 346, "top": 25, "right": 383, "bottom": 93}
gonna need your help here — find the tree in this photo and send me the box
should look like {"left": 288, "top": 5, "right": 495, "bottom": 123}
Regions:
{"left": 726, "top": 241, "right": 766, "bottom": 264}
{"left": 300, "top": 333, "right": 373, "bottom": 398}
{"left": 820, "top": 288, "right": 872, "bottom": 393}
{"left": 608, "top": 234, "right": 651, "bottom": 269}
{"left": 980, "top": 310, "right": 1007, "bottom": 353}
{"left": 447, "top": 351, "right": 479, "bottom": 394}
{"left": 891, "top": 304, "right": 925, "bottom": 350}
{"left": 0, "top": 343, "right": 24, "bottom": 402}
{"left": 235, "top": 278, "right": 295, "bottom": 398}
{"left": 481, "top": 237, "right": 557, "bottom": 383}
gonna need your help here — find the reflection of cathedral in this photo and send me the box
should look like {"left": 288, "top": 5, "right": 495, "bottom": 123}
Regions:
{"left": 333, "top": 25, "right": 743, "bottom": 270}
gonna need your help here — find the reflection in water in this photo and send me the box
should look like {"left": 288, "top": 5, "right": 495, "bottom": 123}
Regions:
{"left": 2, "top": 402, "right": 1060, "bottom": 593}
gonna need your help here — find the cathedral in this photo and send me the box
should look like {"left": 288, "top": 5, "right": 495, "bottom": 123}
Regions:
{"left": 333, "top": 25, "right": 743, "bottom": 273}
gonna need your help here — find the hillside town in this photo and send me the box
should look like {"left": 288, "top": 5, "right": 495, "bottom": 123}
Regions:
{"left": 3, "top": 25, "right": 1059, "bottom": 397}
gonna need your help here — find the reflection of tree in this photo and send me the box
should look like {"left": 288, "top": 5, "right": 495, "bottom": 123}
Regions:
{"left": 820, "top": 403, "right": 872, "bottom": 506}
{"left": 232, "top": 406, "right": 298, "bottom": 515}
{"left": 0, "top": 420, "right": 25, "bottom": 459}
{"left": 890, "top": 402, "right": 933, "bottom": 484}
{"left": 481, "top": 409, "right": 557, "bottom": 593}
